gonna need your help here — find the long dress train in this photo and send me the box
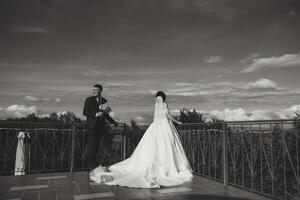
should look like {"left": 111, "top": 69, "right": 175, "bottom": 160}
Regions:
{"left": 89, "top": 97, "right": 193, "bottom": 188}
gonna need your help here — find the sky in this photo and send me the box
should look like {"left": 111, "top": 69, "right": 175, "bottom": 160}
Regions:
{"left": 0, "top": 0, "right": 300, "bottom": 124}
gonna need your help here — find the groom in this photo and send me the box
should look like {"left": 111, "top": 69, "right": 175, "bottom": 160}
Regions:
{"left": 83, "top": 84, "right": 118, "bottom": 169}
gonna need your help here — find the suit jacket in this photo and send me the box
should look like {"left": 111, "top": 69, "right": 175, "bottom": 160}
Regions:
{"left": 83, "top": 96, "right": 116, "bottom": 131}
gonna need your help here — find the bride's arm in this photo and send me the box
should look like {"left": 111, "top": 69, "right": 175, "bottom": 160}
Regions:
{"left": 166, "top": 112, "right": 182, "bottom": 125}
{"left": 165, "top": 103, "right": 182, "bottom": 125}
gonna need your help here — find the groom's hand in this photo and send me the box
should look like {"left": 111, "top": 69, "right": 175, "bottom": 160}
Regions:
{"left": 95, "top": 112, "right": 104, "bottom": 117}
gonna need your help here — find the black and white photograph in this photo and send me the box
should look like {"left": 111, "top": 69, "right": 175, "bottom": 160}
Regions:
{"left": 0, "top": 0, "right": 300, "bottom": 200}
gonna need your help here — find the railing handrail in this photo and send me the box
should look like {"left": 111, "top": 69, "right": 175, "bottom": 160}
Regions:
{"left": 0, "top": 121, "right": 127, "bottom": 129}
{"left": 1, "top": 118, "right": 299, "bottom": 126}
{"left": 0, "top": 120, "right": 127, "bottom": 125}
{"left": 181, "top": 119, "right": 299, "bottom": 125}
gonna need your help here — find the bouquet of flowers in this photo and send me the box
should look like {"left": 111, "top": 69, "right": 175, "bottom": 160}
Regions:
{"left": 99, "top": 103, "right": 112, "bottom": 113}
{"left": 97, "top": 103, "right": 115, "bottom": 119}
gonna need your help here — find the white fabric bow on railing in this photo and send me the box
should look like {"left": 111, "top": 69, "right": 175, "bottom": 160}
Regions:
{"left": 14, "top": 132, "right": 29, "bottom": 175}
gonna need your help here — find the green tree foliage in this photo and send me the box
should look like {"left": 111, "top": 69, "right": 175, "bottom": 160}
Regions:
{"left": 5, "top": 111, "right": 82, "bottom": 123}
{"left": 49, "top": 112, "right": 59, "bottom": 121}
{"left": 177, "top": 108, "right": 205, "bottom": 123}
{"left": 57, "top": 111, "right": 81, "bottom": 123}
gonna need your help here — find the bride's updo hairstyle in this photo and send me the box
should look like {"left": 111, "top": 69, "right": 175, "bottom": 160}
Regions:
{"left": 155, "top": 91, "right": 166, "bottom": 102}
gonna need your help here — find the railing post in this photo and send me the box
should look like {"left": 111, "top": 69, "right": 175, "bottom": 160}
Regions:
{"left": 222, "top": 122, "right": 228, "bottom": 186}
{"left": 70, "top": 122, "right": 75, "bottom": 173}
{"left": 25, "top": 132, "right": 31, "bottom": 174}
{"left": 122, "top": 124, "right": 127, "bottom": 160}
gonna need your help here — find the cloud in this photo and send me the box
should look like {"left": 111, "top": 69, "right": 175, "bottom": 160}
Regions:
{"left": 169, "top": 91, "right": 199, "bottom": 96}
{"left": 209, "top": 108, "right": 250, "bottom": 121}
{"left": 174, "top": 82, "right": 198, "bottom": 86}
{"left": 105, "top": 82, "right": 133, "bottom": 87}
{"left": 240, "top": 53, "right": 300, "bottom": 73}
{"left": 286, "top": 105, "right": 300, "bottom": 112}
{"left": 169, "top": 109, "right": 180, "bottom": 114}
{"left": 250, "top": 110, "right": 285, "bottom": 120}
{"left": 114, "top": 53, "right": 157, "bottom": 61}
{"left": 149, "top": 90, "right": 157, "bottom": 95}
{"left": 246, "top": 78, "right": 278, "bottom": 89}
{"left": 241, "top": 53, "right": 260, "bottom": 63}
{"left": 132, "top": 116, "right": 149, "bottom": 125}
{"left": 206, "top": 105, "right": 300, "bottom": 121}
{"left": 213, "top": 75, "right": 223, "bottom": 79}
{"left": 134, "top": 116, "right": 144, "bottom": 121}
{"left": 173, "top": 0, "right": 236, "bottom": 22}
{"left": 24, "top": 96, "right": 62, "bottom": 103}
{"left": 41, "top": 98, "right": 51, "bottom": 101}
{"left": 147, "top": 79, "right": 297, "bottom": 105}
{"left": 12, "top": 26, "right": 48, "bottom": 34}
{"left": 168, "top": 87, "right": 198, "bottom": 93}
{"left": 24, "top": 96, "right": 39, "bottom": 102}
{"left": 288, "top": 10, "right": 296, "bottom": 16}
{"left": 204, "top": 56, "right": 223, "bottom": 63}
{"left": 166, "top": 86, "right": 211, "bottom": 96}
{"left": 0, "top": 105, "right": 38, "bottom": 119}
{"left": 164, "top": 79, "right": 279, "bottom": 97}
{"left": 84, "top": 70, "right": 113, "bottom": 77}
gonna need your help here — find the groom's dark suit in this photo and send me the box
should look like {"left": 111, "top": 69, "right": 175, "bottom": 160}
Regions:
{"left": 83, "top": 96, "right": 117, "bottom": 169}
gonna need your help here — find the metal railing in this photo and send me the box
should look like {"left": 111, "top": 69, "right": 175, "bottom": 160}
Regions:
{"left": 1, "top": 119, "right": 299, "bottom": 199}
{"left": 178, "top": 119, "right": 300, "bottom": 200}
{"left": 0, "top": 121, "right": 128, "bottom": 175}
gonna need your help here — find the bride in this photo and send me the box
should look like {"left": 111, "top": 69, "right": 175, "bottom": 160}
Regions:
{"left": 89, "top": 91, "right": 193, "bottom": 188}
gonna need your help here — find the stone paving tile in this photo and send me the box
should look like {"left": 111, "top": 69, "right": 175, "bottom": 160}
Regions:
{"left": 69, "top": 172, "right": 90, "bottom": 183}
{"left": 56, "top": 193, "right": 74, "bottom": 200}
{"left": 21, "top": 191, "right": 39, "bottom": 200}
{"left": 10, "top": 184, "right": 48, "bottom": 191}
{"left": 89, "top": 181, "right": 104, "bottom": 186}
{"left": 48, "top": 179, "right": 63, "bottom": 190}
{"left": 92, "top": 185, "right": 113, "bottom": 193}
{"left": 36, "top": 175, "right": 67, "bottom": 180}
{"left": 55, "top": 190, "right": 87, "bottom": 198}
{"left": 1, "top": 176, "right": 37, "bottom": 187}
{"left": 151, "top": 196, "right": 176, "bottom": 200}
{"left": 2, "top": 198, "right": 22, "bottom": 200}
{"left": 55, "top": 188, "right": 94, "bottom": 197}
{"left": 0, "top": 189, "right": 24, "bottom": 199}
{"left": 178, "top": 193, "right": 256, "bottom": 200}
{"left": 157, "top": 187, "right": 193, "bottom": 194}
{"left": 138, "top": 188, "right": 161, "bottom": 196}
{"left": 77, "top": 183, "right": 95, "bottom": 193}
{"left": 73, "top": 192, "right": 115, "bottom": 200}
{"left": 0, "top": 171, "right": 272, "bottom": 200}
{"left": 109, "top": 185, "right": 153, "bottom": 199}
{"left": 62, "top": 181, "right": 80, "bottom": 192}
{"left": 32, "top": 179, "right": 49, "bottom": 186}
{"left": 39, "top": 190, "right": 58, "bottom": 200}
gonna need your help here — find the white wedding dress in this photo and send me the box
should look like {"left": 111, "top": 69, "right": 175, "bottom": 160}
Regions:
{"left": 89, "top": 96, "right": 193, "bottom": 188}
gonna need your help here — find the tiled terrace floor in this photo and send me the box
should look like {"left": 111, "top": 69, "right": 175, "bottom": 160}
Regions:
{"left": 0, "top": 171, "right": 271, "bottom": 200}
